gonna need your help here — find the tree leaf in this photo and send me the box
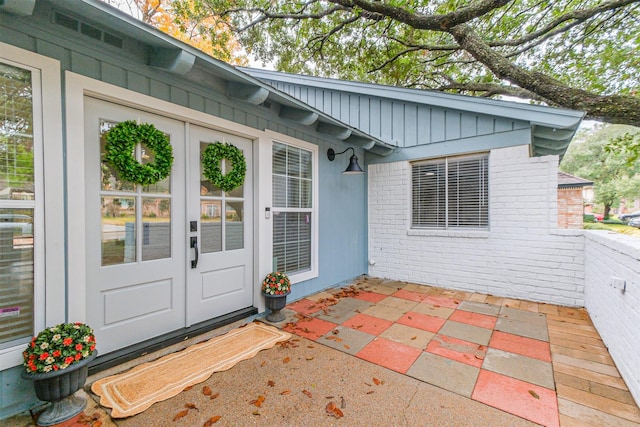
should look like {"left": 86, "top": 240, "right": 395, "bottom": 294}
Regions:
{"left": 203, "top": 415, "right": 222, "bottom": 426}
{"left": 173, "top": 409, "right": 189, "bottom": 421}
{"left": 202, "top": 386, "right": 212, "bottom": 396}
{"left": 283, "top": 356, "right": 291, "bottom": 363}
{"left": 267, "top": 380, "right": 275, "bottom": 387}
{"left": 529, "top": 390, "right": 540, "bottom": 399}
{"left": 250, "top": 395, "right": 266, "bottom": 407}
{"left": 302, "top": 389, "right": 313, "bottom": 398}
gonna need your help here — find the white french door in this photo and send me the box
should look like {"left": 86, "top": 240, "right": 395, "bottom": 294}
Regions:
{"left": 84, "top": 98, "right": 254, "bottom": 355}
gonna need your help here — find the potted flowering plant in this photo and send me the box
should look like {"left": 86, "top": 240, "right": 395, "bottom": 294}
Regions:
{"left": 261, "top": 271, "right": 291, "bottom": 295}
{"left": 21, "top": 322, "right": 98, "bottom": 426}
{"left": 261, "top": 272, "right": 291, "bottom": 322}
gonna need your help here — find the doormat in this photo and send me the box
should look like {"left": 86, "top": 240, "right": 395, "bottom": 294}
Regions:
{"left": 91, "top": 322, "right": 291, "bottom": 418}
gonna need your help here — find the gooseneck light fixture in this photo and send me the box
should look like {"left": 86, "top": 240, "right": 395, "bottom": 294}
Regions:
{"left": 327, "top": 147, "right": 365, "bottom": 174}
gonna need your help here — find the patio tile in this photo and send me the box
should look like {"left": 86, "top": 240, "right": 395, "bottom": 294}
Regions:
{"left": 537, "top": 303, "right": 559, "bottom": 316}
{"left": 550, "top": 344, "right": 614, "bottom": 365}
{"left": 554, "top": 372, "right": 637, "bottom": 405}
{"left": 556, "top": 383, "right": 640, "bottom": 423}
{"left": 361, "top": 304, "right": 407, "bottom": 322}
{"left": 342, "top": 313, "right": 393, "bottom": 336}
{"left": 402, "top": 283, "right": 433, "bottom": 294}
{"left": 425, "top": 334, "right": 487, "bottom": 368}
{"left": 499, "top": 306, "right": 546, "bottom": 325}
{"left": 457, "top": 300, "right": 500, "bottom": 316}
{"left": 518, "top": 300, "right": 539, "bottom": 313}
{"left": 314, "top": 298, "right": 372, "bottom": 324}
{"left": 286, "top": 298, "right": 324, "bottom": 316}
{"left": 397, "top": 311, "right": 447, "bottom": 333}
{"left": 412, "top": 302, "right": 455, "bottom": 319}
{"left": 319, "top": 326, "right": 375, "bottom": 355}
{"left": 421, "top": 295, "right": 461, "bottom": 309}
{"left": 438, "top": 320, "right": 493, "bottom": 346}
{"left": 352, "top": 291, "right": 388, "bottom": 303}
{"left": 467, "top": 293, "right": 488, "bottom": 303}
{"left": 485, "top": 295, "right": 505, "bottom": 306}
{"left": 472, "top": 370, "right": 559, "bottom": 427}
{"left": 304, "top": 291, "right": 334, "bottom": 302}
{"left": 283, "top": 317, "right": 337, "bottom": 341}
{"left": 406, "top": 352, "right": 480, "bottom": 398}
{"left": 391, "top": 289, "right": 427, "bottom": 302}
{"left": 377, "top": 296, "right": 419, "bottom": 312}
{"left": 553, "top": 362, "right": 628, "bottom": 390}
{"left": 552, "top": 353, "right": 621, "bottom": 377}
{"left": 495, "top": 317, "right": 549, "bottom": 342}
{"left": 489, "top": 330, "right": 551, "bottom": 362}
{"left": 448, "top": 310, "right": 497, "bottom": 329}
{"left": 482, "top": 348, "right": 555, "bottom": 389}
{"left": 379, "top": 323, "right": 435, "bottom": 349}
{"left": 356, "top": 337, "right": 422, "bottom": 374}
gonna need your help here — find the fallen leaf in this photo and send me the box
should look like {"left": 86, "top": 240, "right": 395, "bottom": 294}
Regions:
{"left": 335, "top": 338, "right": 343, "bottom": 342}
{"left": 372, "top": 377, "right": 381, "bottom": 385}
{"left": 280, "top": 390, "right": 291, "bottom": 395}
{"left": 173, "top": 409, "right": 189, "bottom": 421}
{"left": 260, "top": 361, "right": 266, "bottom": 367}
{"left": 326, "top": 401, "right": 344, "bottom": 419}
{"left": 302, "top": 389, "right": 313, "bottom": 398}
{"left": 283, "top": 357, "right": 291, "bottom": 363}
{"left": 332, "top": 329, "right": 340, "bottom": 335}
{"left": 183, "top": 385, "right": 193, "bottom": 392}
{"left": 202, "top": 386, "right": 212, "bottom": 396}
{"left": 344, "top": 344, "right": 350, "bottom": 349}
{"left": 94, "top": 421, "right": 102, "bottom": 427}
{"left": 364, "top": 382, "right": 372, "bottom": 387}
{"left": 267, "top": 380, "right": 275, "bottom": 387}
{"left": 341, "top": 396, "right": 346, "bottom": 408}
{"left": 307, "top": 345, "right": 315, "bottom": 348}
{"left": 366, "top": 390, "right": 375, "bottom": 394}
{"left": 325, "top": 336, "right": 337, "bottom": 341}
{"left": 528, "top": 390, "right": 540, "bottom": 399}
{"left": 252, "top": 411, "right": 260, "bottom": 416}
{"left": 185, "top": 403, "right": 199, "bottom": 411}
{"left": 325, "top": 395, "right": 335, "bottom": 399}
{"left": 203, "top": 415, "right": 221, "bottom": 426}
{"left": 210, "top": 392, "right": 220, "bottom": 400}
{"left": 306, "top": 356, "right": 314, "bottom": 361}
{"left": 250, "top": 395, "right": 266, "bottom": 407}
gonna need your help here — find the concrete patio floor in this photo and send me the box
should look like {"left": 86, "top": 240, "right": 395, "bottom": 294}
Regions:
{"left": 6, "top": 277, "right": 640, "bottom": 426}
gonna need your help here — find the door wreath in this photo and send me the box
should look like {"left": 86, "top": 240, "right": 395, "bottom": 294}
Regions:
{"left": 104, "top": 120, "right": 174, "bottom": 185}
{"left": 201, "top": 142, "right": 247, "bottom": 192}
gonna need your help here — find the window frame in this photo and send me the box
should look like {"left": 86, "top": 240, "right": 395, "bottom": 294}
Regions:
{"left": 269, "top": 136, "right": 319, "bottom": 284}
{"left": 411, "top": 153, "right": 489, "bottom": 230}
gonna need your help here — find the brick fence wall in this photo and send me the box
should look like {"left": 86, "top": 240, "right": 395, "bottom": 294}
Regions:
{"left": 368, "top": 145, "right": 585, "bottom": 306}
{"left": 557, "top": 187, "right": 584, "bottom": 229}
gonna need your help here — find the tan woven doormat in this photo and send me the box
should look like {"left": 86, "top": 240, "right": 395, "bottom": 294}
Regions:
{"left": 91, "top": 322, "right": 291, "bottom": 418}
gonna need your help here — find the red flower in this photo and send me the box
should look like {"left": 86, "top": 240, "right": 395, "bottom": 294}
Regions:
{"left": 64, "top": 356, "right": 74, "bottom": 364}
{"left": 52, "top": 350, "right": 61, "bottom": 357}
{"left": 29, "top": 365, "right": 37, "bottom": 372}
{"left": 75, "top": 343, "right": 83, "bottom": 351}
{"left": 74, "top": 353, "right": 82, "bottom": 361}
{"left": 53, "top": 365, "right": 59, "bottom": 371}
{"left": 39, "top": 352, "right": 49, "bottom": 361}
{"left": 63, "top": 337, "right": 73, "bottom": 346}
{"left": 90, "top": 344, "right": 96, "bottom": 351}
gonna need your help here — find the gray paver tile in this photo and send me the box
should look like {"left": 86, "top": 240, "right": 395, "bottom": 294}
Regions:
{"left": 412, "top": 302, "right": 455, "bottom": 319}
{"left": 379, "top": 323, "right": 435, "bottom": 349}
{"left": 458, "top": 300, "right": 501, "bottom": 316}
{"left": 361, "top": 304, "right": 406, "bottom": 322}
{"left": 406, "top": 352, "right": 480, "bottom": 398}
{"left": 319, "top": 326, "right": 375, "bottom": 355}
{"left": 378, "top": 296, "right": 419, "bottom": 312}
{"left": 315, "top": 298, "right": 372, "bottom": 323}
{"left": 496, "top": 317, "right": 549, "bottom": 341}
{"left": 500, "top": 306, "right": 547, "bottom": 326}
{"left": 438, "top": 320, "right": 493, "bottom": 346}
{"left": 483, "top": 348, "right": 555, "bottom": 389}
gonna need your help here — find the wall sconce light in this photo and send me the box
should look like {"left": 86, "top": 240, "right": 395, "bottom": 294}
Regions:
{"left": 327, "top": 147, "right": 365, "bottom": 174}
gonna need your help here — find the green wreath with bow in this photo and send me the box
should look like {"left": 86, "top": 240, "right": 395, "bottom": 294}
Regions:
{"left": 104, "top": 120, "right": 174, "bottom": 185}
{"left": 201, "top": 142, "right": 247, "bottom": 192}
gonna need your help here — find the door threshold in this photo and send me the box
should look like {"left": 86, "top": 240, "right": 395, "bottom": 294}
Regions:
{"left": 88, "top": 307, "right": 258, "bottom": 375}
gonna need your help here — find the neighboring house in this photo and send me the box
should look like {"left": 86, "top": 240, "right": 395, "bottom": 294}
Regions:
{"left": 557, "top": 172, "right": 593, "bottom": 228}
{"left": 0, "top": 0, "right": 584, "bottom": 419}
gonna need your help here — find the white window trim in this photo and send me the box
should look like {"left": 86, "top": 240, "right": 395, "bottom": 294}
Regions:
{"left": 0, "top": 43, "right": 64, "bottom": 369}
{"left": 263, "top": 130, "right": 319, "bottom": 285}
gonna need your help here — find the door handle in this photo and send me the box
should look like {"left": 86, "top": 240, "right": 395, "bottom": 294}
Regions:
{"left": 190, "top": 236, "right": 199, "bottom": 269}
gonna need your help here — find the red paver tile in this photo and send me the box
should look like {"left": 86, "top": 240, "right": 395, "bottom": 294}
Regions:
{"left": 472, "top": 370, "right": 559, "bottom": 427}
{"left": 422, "top": 295, "right": 461, "bottom": 309}
{"left": 489, "top": 331, "right": 551, "bottom": 362}
{"left": 449, "top": 310, "right": 497, "bottom": 329}
{"left": 397, "top": 311, "right": 446, "bottom": 333}
{"left": 353, "top": 291, "right": 389, "bottom": 303}
{"left": 286, "top": 298, "right": 324, "bottom": 316}
{"left": 356, "top": 337, "right": 422, "bottom": 374}
{"left": 391, "top": 289, "right": 427, "bottom": 302}
{"left": 283, "top": 317, "right": 337, "bottom": 341}
{"left": 342, "top": 313, "right": 393, "bottom": 336}
{"left": 426, "top": 335, "right": 487, "bottom": 368}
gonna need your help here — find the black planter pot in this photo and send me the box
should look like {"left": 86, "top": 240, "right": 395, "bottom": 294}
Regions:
{"left": 21, "top": 351, "right": 97, "bottom": 426}
{"left": 263, "top": 291, "right": 290, "bottom": 322}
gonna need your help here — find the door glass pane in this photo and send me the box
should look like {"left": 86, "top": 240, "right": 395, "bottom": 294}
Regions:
{"left": 102, "top": 197, "right": 136, "bottom": 265}
{"left": 225, "top": 201, "right": 243, "bottom": 250}
{"left": 0, "top": 208, "right": 34, "bottom": 350}
{"left": 201, "top": 200, "right": 221, "bottom": 253}
{"left": 99, "top": 120, "right": 135, "bottom": 192}
{"left": 142, "top": 197, "right": 171, "bottom": 261}
{"left": 0, "top": 62, "right": 36, "bottom": 351}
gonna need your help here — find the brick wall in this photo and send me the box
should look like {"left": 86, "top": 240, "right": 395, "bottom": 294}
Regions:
{"left": 368, "top": 145, "right": 585, "bottom": 306}
{"left": 557, "top": 187, "right": 584, "bottom": 229}
{"left": 584, "top": 231, "right": 640, "bottom": 405}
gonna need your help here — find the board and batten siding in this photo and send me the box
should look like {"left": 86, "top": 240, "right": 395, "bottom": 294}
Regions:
{"left": 263, "top": 80, "right": 529, "bottom": 147}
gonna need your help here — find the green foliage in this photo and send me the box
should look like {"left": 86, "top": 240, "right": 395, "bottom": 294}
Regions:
{"left": 583, "top": 214, "right": 595, "bottom": 223}
{"left": 201, "top": 142, "right": 247, "bottom": 193}
{"left": 605, "top": 131, "right": 640, "bottom": 165}
{"left": 104, "top": 121, "right": 174, "bottom": 185}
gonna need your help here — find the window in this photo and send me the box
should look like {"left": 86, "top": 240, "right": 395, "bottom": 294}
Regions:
{"left": 272, "top": 141, "right": 315, "bottom": 277}
{"left": 412, "top": 154, "right": 488, "bottom": 229}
